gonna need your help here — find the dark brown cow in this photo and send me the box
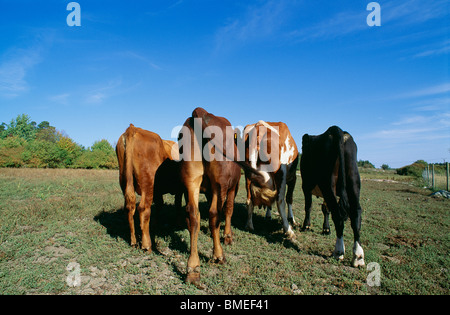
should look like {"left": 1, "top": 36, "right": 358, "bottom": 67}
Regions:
{"left": 243, "top": 121, "right": 299, "bottom": 238}
{"left": 178, "top": 107, "right": 272, "bottom": 286}
{"left": 116, "top": 124, "right": 178, "bottom": 252}
{"left": 178, "top": 108, "right": 241, "bottom": 286}
{"left": 300, "top": 126, "right": 365, "bottom": 267}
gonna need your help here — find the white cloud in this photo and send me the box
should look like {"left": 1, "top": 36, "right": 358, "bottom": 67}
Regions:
{"left": 288, "top": 0, "right": 450, "bottom": 42}
{"left": 382, "top": 0, "right": 450, "bottom": 26}
{"left": 413, "top": 41, "right": 450, "bottom": 59}
{"left": 84, "top": 79, "right": 121, "bottom": 104}
{"left": 359, "top": 81, "right": 450, "bottom": 167}
{"left": 397, "top": 83, "right": 450, "bottom": 99}
{"left": 49, "top": 93, "right": 70, "bottom": 106}
{"left": 288, "top": 10, "right": 366, "bottom": 42}
{"left": 0, "top": 46, "right": 42, "bottom": 98}
{"left": 214, "top": 0, "right": 295, "bottom": 52}
{"left": 118, "top": 51, "right": 161, "bottom": 70}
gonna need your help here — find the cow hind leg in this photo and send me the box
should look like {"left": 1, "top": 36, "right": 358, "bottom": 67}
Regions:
{"left": 245, "top": 199, "right": 255, "bottom": 232}
{"left": 138, "top": 190, "right": 153, "bottom": 252}
{"left": 186, "top": 200, "right": 201, "bottom": 286}
{"left": 276, "top": 166, "right": 294, "bottom": 239}
{"left": 209, "top": 192, "right": 226, "bottom": 264}
{"left": 223, "top": 188, "right": 236, "bottom": 245}
{"left": 321, "top": 187, "right": 345, "bottom": 260}
{"left": 286, "top": 180, "right": 296, "bottom": 226}
{"left": 349, "top": 193, "right": 365, "bottom": 267}
{"left": 265, "top": 206, "right": 272, "bottom": 220}
{"left": 276, "top": 198, "right": 294, "bottom": 239}
{"left": 185, "top": 179, "right": 202, "bottom": 287}
{"left": 301, "top": 190, "right": 313, "bottom": 232}
{"left": 321, "top": 203, "right": 331, "bottom": 235}
{"left": 124, "top": 187, "right": 137, "bottom": 248}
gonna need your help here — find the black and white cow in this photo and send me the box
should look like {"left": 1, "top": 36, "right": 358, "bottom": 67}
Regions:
{"left": 300, "top": 126, "right": 365, "bottom": 267}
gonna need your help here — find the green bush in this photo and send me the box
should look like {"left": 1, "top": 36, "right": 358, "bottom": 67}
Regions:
{"left": 357, "top": 160, "right": 375, "bottom": 168}
{"left": 0, "top": 136, "right": 26, "bottom": 167}
{"left": 397, "top": 160, "right": 427, "bottom": 177}
{"left": 0, "top": 114, "right": 117, "bottom": 169}
{"left": 73, "top": 139, "right": 118, "bottom": 169}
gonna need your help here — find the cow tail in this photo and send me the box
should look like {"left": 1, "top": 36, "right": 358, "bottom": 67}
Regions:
{"left": 124, "top": 124, "right": 137, "bottom": 204}
{"left": 236, "top": 161, "right": 277, "bottom": 203}
{"left": 335, "top": 128, "right": 349, "bottom": 221}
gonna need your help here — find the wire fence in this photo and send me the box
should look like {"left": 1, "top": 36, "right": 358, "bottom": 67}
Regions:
{"left": 422, "top": 162, "right": 450, "bottom": 191}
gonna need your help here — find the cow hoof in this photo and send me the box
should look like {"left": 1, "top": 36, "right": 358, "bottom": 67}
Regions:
{"left": 186, "top": 267, "right": 203, "bottom": 288}
{"left": 333, "top": 251, "right": 345, "bottom": 261}
{"left": 352, "top": 242, "right": 365, "bottom": 268}
{"left": 245, "top": 224, "right": 254, "bottom": 232}
{"left": 301, "top": 225, "right": 311, "bottom": 232}
{"left": 352, "top": 255, "right": 365, "bottom": 268}
{"left": 224, "top": 234, "right": 233, "bottom": 245}
{"left": 212, "top": 256, "right": 226, "bottom": 265}
{"left": 131, "top": 243, "right": 138, "bottom": 249}
{"left": 285, "top": 229, "right": 296, "bottom": 240}
{"left": 142, "top": 246, "right": 152, "bottom": 254}
{"left": 322, "top": 228, "right": 331, "bottom": 235}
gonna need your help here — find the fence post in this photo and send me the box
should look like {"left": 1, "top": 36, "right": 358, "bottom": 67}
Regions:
{"left": 432, "top": 164, "right": 435, "bottom": 190}
{"left": 447, "top": 162, "right": 449, "bottom": 191}
{"left": 427, "top": 164, "right": 430, "bottom": 186}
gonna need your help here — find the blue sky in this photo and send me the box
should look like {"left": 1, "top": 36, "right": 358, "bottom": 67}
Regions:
{"left": 0, "top": 0, "right": 449, "bottom": 168}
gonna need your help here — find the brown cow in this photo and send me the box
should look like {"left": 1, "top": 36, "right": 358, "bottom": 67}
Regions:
{"left": 116, "top": 124, "right": 178, "bottom": 252}
{"left": 243, "top": 121, "right": 299, "bottom": 239}
{"left": 178, "top": 107, "right": 273, "bottom": 286}
{"left": 178, "top": 108, "right": 240, "bottom": 286}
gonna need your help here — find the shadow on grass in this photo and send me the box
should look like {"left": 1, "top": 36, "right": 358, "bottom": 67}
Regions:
{"left": 94, "top": 198, "right": 314, "bottom": 281}
{"left": 94, "top": 202, "right": 186, "bottom": 250}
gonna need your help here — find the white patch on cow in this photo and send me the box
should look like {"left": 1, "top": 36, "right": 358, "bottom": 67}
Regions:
{"left": 352, "top": 241, "right": 365, "bottom": 268}
{"left": 260, "top": 170, "right": 272, "bottom": 185}
{"left": 280, "top": 137, "right": 295, "bottom": 165}
{"left": 250, "top": 149, "right": 258, "bottom": 169}
{"left": 333, "top": 237, "right": 345, "bottom": 260}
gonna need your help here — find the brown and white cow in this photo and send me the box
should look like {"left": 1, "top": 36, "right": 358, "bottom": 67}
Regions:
{"left": 300, "top": 126, "right": 365, "bottom": 268}
{"left": 116, "top": 124, "right": 179, "bottom": 252}
{"left": 243, "top": 120, "right": 299, "bottom": 239}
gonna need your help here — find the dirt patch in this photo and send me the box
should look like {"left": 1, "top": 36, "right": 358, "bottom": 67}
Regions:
{"left": 386, "top": 234, "right": 426, "bottom": 249}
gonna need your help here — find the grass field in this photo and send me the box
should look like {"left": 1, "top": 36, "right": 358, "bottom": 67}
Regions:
{"left": 0, "top": 168, "right": 448, "bottom": 295}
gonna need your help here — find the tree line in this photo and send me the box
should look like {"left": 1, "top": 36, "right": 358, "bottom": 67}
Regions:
{"left": 1, "top": 114, "right": 395, "bottom": 171}
{"left": 0, "top": 114, "right": 117, "bottom": 169}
